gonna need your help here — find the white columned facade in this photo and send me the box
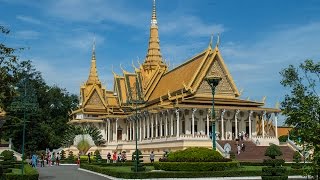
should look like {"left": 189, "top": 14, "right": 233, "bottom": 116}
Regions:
{"left": 143, "top": 115, "right": 146, "bottom": 139}
{"left": 151, "top": 114, "right": 154, "bottom": 138}
{"left": 221, "top": 109, "right": 226, "bottom": 140}
{"left": 133, "top": 118, "right": 136, "bottom": 141}
{"left": 165, "top": 110, "right": 168, "bottom": 136}
{"left": 249, "top": 110, "right": 253, "bottom": 139}
{"left": 170, "top": 111, "right": 174, "bottom": 136}
{"left": 105, "top": 121, "right": 108, "bottom": 141}
{"left": 129, "top": 120, "right": 132, "bottom": 140}
{"left": 275, "top": 113, "right": 278, "bottom": 138}
{"left": 126, "top": 120, "right": 129, "bottom": 140}
{"left": 262, "top": 111, "right": 266, "bottom": 138}
{"left": 160, "top": 112, "right": 163, "bottom": 137}
{"left": 235, "top": 110, "right": 240, "bottom": 138}
{"left": 206, "top": 110, "right": 210, "bottom": 138}
{"left": 147, "top": 114, "right": 150, "bottom": 138}
{"left": 115, "top": 118, "right": 118, "bottom": 142}
{"left": 155, "top": 114, "right": 158, "bottom": 137}
{"left": 175, "top": 109, "right": 180, "bottom": 138}
{"left": 192, "top": 108, "right": 197, "bottom": 137}
{"left": 107, "top": 119, "right": 111, "bottom": 143}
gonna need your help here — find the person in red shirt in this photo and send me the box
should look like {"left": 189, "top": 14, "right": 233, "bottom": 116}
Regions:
{"left": 112, "top": 152, "right": 117, "bottom": 163}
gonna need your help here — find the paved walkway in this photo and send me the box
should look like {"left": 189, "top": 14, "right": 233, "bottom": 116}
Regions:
{"left": 38, "top": 165, "right": 109, "bottom": 180}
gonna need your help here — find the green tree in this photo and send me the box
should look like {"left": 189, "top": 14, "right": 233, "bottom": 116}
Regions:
{"left": 265, "top": 144, "right": 283, "bottom": 159}
{"left": 280, "top": 59, "right": 320, "bottom": 178}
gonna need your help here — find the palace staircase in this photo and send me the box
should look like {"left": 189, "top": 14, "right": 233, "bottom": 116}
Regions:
{"left": 217, "top": 140, "right": 295, "bottom": 162}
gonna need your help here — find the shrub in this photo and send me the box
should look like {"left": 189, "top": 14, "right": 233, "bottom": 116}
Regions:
{"left": 60, "top": 150, "right": 66, "bottom": 160}
{"left": 94, "top": 150, "right": 102, "bottom": 162}
{"left": 278, "top": 135, "right": 288, "bottom": 142}
{"left": 263, "top": 159, "right": 285, "bottom": 167}
{"left": 154, "top": 162, "right": 239, "bottom": 171}
{"left": 1, "top": 150, "right": 15, "bottom": 161}
{"left": 67, "top": 151, "right": 74, "bottom": 161}
{"left": 265, "top": 144, "right": 282, "bottom": 159}
{"left": 167, "top": 147, "right": 226, "bottom": 162}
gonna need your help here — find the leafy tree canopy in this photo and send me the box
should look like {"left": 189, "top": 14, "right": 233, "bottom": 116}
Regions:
{"left": 280, "top": 59, "right": 320, "bottom": 176}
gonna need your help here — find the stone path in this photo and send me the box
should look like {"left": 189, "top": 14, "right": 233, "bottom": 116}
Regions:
{"left": 38, "top": 165, "right": 109, "bottom": 180}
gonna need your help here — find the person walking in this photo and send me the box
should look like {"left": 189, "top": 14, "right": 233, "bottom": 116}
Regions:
{"left": 77, "top": 153, "right": 81, "bottom": 165}
{"left": 237, "top": 144, "right": 241, "bottom": 155}
{"left": 107, "top": 152, "right": 111, "bottom": 163}
{"left": 56, "top": 152, "right": 60, "bottom": 166}
{"left": 40, "top": 153, "right": 45, "bottom": 167}
{"left": 87, "top": 152, "right": 91, "bottom": 163}
{"left": 241, "top": 142, "right": 246, "bottom": 152}
{"left": 51, "top": 152, "right": 55, "bottom": 166}
{"left": 150, "top": 151, "right": 155, "bottom": 163}
{"left": 112, "top": 152, "right": 117, "bottom": 163}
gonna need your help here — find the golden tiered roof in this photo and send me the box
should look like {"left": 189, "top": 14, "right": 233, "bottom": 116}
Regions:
{"left": 70, "top": 0, "right": 280, "bottom": 123}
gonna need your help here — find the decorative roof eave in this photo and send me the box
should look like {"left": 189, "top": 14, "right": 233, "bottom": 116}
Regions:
{"left": 214, "top": 47, "right": 240, "bottom": 97}
{"left": 82, "top": 84, "right": 108, "bottom": 108}
{"left": 173, "top": 104, "right": 281, "bottom": 113}
{"left": 181, "top": 99, "right": 265, "bottom": 107}
{"left": 187, "top": 47, "right": 213, "bottom": 90}
{"left": 101, "top": 114, "right": 128, "bottom": 119}
{"left": 68, "top": 119, "right": 105, "bottom": 124}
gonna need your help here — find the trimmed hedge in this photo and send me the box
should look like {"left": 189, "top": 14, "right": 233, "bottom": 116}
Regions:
{"left": 154, "top": 162, "right": 239, "bottom": 171}
{"left": 167, "top": 147, "right": 226, "bottom": 162}
{"left": 80, "top": 164, "right": 304, "bottom": 179}
{"left": 263, "top": 159, "right": 285, "bottom": 167}
{"left": 3, "top": 164, "right": 39, "bottom": 180}
{"left": 262, "top": 167, "right": 287, "bottom": 176}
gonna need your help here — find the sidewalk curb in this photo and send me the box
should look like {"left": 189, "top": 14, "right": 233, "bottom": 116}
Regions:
{"left": 77, "top": 168, "right": 310, "bottom": 180}
{"left": 78, "top": 168, "right": 118, "bottom": 180}
{"left": 60, "top": 164, "right": 78, "bottom": 166}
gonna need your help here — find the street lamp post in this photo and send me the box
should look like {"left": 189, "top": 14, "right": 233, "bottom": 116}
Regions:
{"left": 205, "top": 75, "right": 222, "bottom": 150}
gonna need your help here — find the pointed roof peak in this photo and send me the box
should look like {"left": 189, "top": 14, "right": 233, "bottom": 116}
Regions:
{"left": 151, "top": 0, "right": 157, "bottom": 26}
{"left": 87, "top": 40, "right": 101, "bottom": 85}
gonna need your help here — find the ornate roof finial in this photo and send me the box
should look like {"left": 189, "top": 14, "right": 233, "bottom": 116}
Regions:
{"left": 151, "top": 0, "right": 157, "bottom": 26}
{"left": 86, "top": 39, "right": 100, "bottom": 85}
{"left": 209, "top": 33, "right": 214, "bottom": 48}
{"left": 216, "top": 33, "right": 220, "bottom": 47}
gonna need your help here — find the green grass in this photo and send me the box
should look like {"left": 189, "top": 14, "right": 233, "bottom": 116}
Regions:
{"left": 99, "top": 166, "right": 154, "bottom": 173}
{"left": 10, "top": 164, "right": 38, "bottom": 175}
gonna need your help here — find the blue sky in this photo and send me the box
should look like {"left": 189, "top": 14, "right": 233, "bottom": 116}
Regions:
{"left": 1, "top": 0, "right": 320, "bottom": 124}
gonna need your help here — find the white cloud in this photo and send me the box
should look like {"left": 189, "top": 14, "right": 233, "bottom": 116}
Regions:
{"left": 15, "top": 30, "right": 40, "bottom": 39}
{"left": 62, "top": 30, "right": 105, "bottom": 51}
{"left": 160, "top": 15, "right": 226, "bottom": 37}
{"left": 16, "top": 15, "right": 41, "bottom": 25}
{"left": 46, "top": 0, "right": 148, "bottom": 28}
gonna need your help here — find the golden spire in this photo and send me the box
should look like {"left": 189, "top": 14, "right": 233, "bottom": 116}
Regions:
{"left": 143, "top": 0, "right": 167, "bottom": 71}
{"left": 87, "top": 40, "right": 101, "bottom": 85}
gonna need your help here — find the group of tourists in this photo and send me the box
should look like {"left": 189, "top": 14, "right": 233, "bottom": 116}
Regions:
{"left": 29, "top": 150, "right": 61, "bottom": 168}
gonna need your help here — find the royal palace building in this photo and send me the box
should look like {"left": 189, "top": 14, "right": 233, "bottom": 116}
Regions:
{"left": 69, "top": 0, "right": 281, "bottom": 158}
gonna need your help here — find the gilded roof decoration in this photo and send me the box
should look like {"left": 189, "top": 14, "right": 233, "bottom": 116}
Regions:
{"left": 69, "top": 0, "right": 280, "bottom": 124}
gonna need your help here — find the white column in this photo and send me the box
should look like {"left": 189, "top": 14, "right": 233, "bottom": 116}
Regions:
{"left": 105, "top": 121, "right": 108, "bottom": 141}
{"left": 147, "top": 115, "right": 150, "bottom": 138}
{"left": 143, "top": 115, "right": 146, "bottom": 139}
{"left": 262, "top": 111, "right": 266, "bottom": 138}
{"left": 221, "top": 109, "right": 226, "bottom": 140}
{"left": 235, "top": 110, "right": 240, "bottom": 138}
{"left": 115, "top": 118, "right": 118, "bottom": 142}
{"left": 165, "top": 110, "right": 168, "bottom": 136}
{"left": 151, "top": 114, "right": 154, "bottom": 138}
{"left": 155, "top": 114, "right": 158, "bottom": 137}
{"left": 249, "top": 111, "right": 253, "bottom": 139}
{"left": 192, "top": 108, "right": 197, "bottom": 137}
{"left": 126, "top": 120, "right": 129, "bottom": 141}
{"left": 275, "top": 113, "right": 278, "bottom": 138}
{"left": 139, "top": 116, "right": 142, "bottom": 141}
{"left": 160, "top": 112, "right": 163, "bottom": 137}
{"left": 207, "top": 109, "right": 210, "bottom": 138}
{"left": 133, "top": 118, "right": 136, "bottom": 141}
{"left": 175, "top": 109, "right": 180, "bottom": 138}
{"left": 107, "top": 119, "right": 111, "bottom": 143}
{"left": 129, "top": 120, "right": 132, "bottom": 141}
{"left": 170, "top": 111, "right": 174, "bottom": 136}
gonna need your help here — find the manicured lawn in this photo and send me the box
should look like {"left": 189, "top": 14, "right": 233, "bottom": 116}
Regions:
{"left": 98, "top": 166, "right": 154, "bottom": 173}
